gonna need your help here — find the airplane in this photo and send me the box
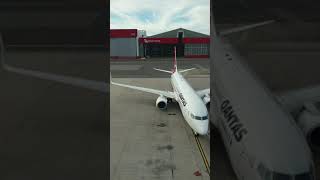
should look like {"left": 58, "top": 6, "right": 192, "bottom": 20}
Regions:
{"left": 111, "top": 46, "right": 210, "bottom": 136}
{"left": 210, "top": 6, "right": 319, "bottom": 180}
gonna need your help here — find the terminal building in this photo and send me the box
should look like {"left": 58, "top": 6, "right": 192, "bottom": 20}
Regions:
{"left": 110, "top": 28, "right": 210, "bottom": 59}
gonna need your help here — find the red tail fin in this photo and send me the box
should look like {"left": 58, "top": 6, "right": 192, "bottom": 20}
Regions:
{"left": 172, "top": 46, "right": 177, "bottom": 73}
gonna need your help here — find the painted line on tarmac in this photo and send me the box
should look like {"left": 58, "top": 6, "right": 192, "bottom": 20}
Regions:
{"left": 194, "top": 131, "right": 210, "bottom": 175}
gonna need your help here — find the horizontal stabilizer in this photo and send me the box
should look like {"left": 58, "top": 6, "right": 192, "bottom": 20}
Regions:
{"left": 220, "top": 20, "right": 275, "bottom": 36}
{"left": 179, "top": 68, "right": 196, "bottom": 73}
{"left": 153, "top": 68, "right": 172, "bottom": 73}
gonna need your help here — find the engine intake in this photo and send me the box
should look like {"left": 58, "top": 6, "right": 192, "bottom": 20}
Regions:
{"left": 156, "top": 96, "right": 167, "bottom": 110}
{"left": 296, "top": 102, "right": 320, "bottom": 150}
{"left": 310, "top": 127, "right": 320, "bottom": 148}
{"left": 202, "top": 94, "right": 210, "bottom": 109}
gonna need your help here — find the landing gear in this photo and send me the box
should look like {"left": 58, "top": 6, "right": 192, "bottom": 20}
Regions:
{"left": 194, "top": 131, "right": 199, "bottom": 137}
{"left": 167, "top": 98, "right": 173, "bottom": 103}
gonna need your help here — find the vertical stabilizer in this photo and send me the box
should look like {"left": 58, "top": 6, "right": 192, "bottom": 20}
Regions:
{"left": 211, "top": 4, "right": 217, "bottom": 37}
{"left": 173, "top": 46, "right": 178, "bottom": 73}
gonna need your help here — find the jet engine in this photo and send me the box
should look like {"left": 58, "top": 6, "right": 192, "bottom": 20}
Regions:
{"left": 296, "top": 102, "right": 320, "bottom": 150}
{"left": 202, "top": 94, "right": 210, "bottom": 109}
{"left": 156, "top": 95, "right": 167, "bottom": 110}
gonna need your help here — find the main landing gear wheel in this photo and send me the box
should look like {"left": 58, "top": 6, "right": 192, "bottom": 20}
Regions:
{"left": 167, "top": 98, "right": 173, "bottom": 103}
{"left": 194, "top": 131, "right": 199, "bottom": 137}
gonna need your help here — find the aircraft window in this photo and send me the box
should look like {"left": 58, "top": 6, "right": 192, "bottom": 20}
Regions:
{"left": 273, "top": 172, "right": 291, "bottom": 180}
{"left": 257, "top": 163, "right": 272, "bottom": 180}
{"left": 195, "top": 116, "right": 202, "bottom": 120}
{"left": 295, "top": 173, "right": 312, "bottom": 180}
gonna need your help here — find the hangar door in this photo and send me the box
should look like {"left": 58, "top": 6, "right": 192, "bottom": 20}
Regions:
{"left": 110, "top": 38, "right": 136, "bottom": 57}
{"left": 145, "top": 44, "right": 176, "bottom": 57}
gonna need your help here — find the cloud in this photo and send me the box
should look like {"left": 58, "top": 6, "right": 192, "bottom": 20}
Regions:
{"left": 110, "top": 0, "right": 210, "bottom": 36}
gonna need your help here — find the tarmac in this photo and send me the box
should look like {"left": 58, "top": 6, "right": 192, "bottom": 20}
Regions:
{"left": 110, "top": 58, "right": 210, "bottom": 78}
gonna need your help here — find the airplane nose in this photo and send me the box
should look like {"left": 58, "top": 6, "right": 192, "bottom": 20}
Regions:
{"left": 197, "top": 126, "right": 208, "bottom": 135}
{"left": 199, "top": 130, "right": 208, "bottom": 135}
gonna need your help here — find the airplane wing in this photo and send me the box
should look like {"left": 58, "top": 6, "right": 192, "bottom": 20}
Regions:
{"left": 276, "top": 85, "right": 320, "bottom": 114}
{"left": 111, "top": 80, "right": 175, "bottom": 99}
{"left": 0, "top": 34, "right": 108, "bottom": 93}
{"left": 3, "top": 63, "right": 108, "bottom": 93}
{"left": 219, "top": 20, "right": 275, "bottom": 36}
{"left": 197, "top": 88, "right": 210, "bottom": 97}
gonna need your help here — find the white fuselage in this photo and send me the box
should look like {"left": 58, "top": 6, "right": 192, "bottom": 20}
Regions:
{"left": 170, "top": 71, "right": 209, "bottom": 135}
{"left": 211, "top": 37, "right": 315, "bottom": 179}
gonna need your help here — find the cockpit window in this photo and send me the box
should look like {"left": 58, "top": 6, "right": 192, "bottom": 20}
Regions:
{"left": 202, "top": 115, "right": 208, "bottom": 120}
{"left": 258, "top": 163, "right": 313, "bottom": 180}
{"left": 273, "top": 172, "right": 291, "bottom": 180}
{"left": 315, "top": 102, "right": 320, "bottom": 112}
{"left": 257, "top": 163, "right": 272, "bottom": 180}
{"left": 191, "top": 113, "right": 208, "bottom": 120}
{"left": 295, "top": 173, "right": 312, "bottom": 180}
{"left": 258, "top": 163, "right": 271, "bottom": 180}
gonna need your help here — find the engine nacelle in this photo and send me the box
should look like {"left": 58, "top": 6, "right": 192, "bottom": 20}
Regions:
{"left": 296, "top": 102, "right": 320, "bottom": 150}
{"left": 156, "top": 96, "right": 167, "bottom": 110}
{"left": 202, "top": 94, "right": 210, "bottom": 109}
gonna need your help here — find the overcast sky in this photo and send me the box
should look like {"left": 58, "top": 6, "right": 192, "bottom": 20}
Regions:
{"left": 110, "top": 0, "right": 210, "bottom": 36}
